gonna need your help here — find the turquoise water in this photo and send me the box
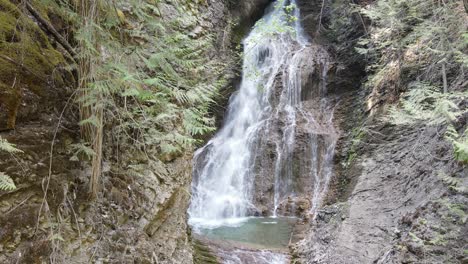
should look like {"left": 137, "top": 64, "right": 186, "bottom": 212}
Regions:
{"left": 196, "top": 217, "right": 296, "bottom": 249}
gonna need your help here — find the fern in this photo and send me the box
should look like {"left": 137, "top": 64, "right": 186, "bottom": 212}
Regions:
{"left": 388, "top": 82, "right": 468, "bottom": 125}
{"left": 438, "top": 171, "right": 467, "bottom": 193}
{"left": 57, "top": 0, "right": 225, "bottom": 174}
{"left": 0, "top": 137, "right": 23, "bottom": 154}
{"left": 0, "top": 172, "right": 16, "bottom": 191}
{"left": 360, "top": 0, "right": 466, "bottom": 107}
{"left": 69, "top": 143, "right": 96, "bottom": 161}
{"left": 445, "top": 125, "right": 468, "bottom": 163}
{"left": 0, "top": 137, "right": 22, "bottom": 191}
{"left": 388, "top": 82, "right": 468, "bottom": 164}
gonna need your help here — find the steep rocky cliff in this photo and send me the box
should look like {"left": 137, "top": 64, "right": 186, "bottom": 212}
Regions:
{"left": 1, "top": 0, "right": 466, "bottom": 263}
{"left": 291, "top": 0, "right": 467, "bottom": 263}
{"left": 0, "top": 0, "right": 271, "bottom": 263}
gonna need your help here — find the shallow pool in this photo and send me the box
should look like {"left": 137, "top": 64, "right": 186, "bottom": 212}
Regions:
{"left": 193, "top": 217, "right": 297, "bottom": 249}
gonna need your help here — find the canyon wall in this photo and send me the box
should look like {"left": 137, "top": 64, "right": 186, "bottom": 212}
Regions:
{"left": 0, "top": 0, "right": 271, "bottom": 263}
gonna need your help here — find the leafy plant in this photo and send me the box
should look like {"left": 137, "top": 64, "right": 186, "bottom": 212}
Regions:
{"left": 357, "top": 0, "right": 466, "bottom": 103}
{"left": 445, "top": 126, "right": 468, "bottom": 163}
{"left": 344, "top": 127, "right": 366, "bottom": 168}
{"left": 361, "top": 0, "right": 467, "bottom": 163}
{"left": 387, "top": 82, "right": 468, "bottom": 162}
{"left": 0, "top": 136, "right": 23, "bottom": 191}
{"left": 388, "top": 82, "right": 468, "bottom": 125}
{"left": 438, "top": 171, "right": 467, "bottom": 194}
{"left": 59, "top": 0, "right": 229, "bottom": 196}
{"left": 0, "top": 137, "right": 23, "bottom": 154}
{"left": 0, "top": 172, "right": 16, "bottom": 191}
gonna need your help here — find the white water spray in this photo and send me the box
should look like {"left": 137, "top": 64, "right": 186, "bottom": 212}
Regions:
{"left": 189, "top": 0, "right": 337, "bottom": 230}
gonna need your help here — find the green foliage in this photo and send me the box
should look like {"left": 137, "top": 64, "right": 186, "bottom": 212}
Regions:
{"left": 358, "top": 0, "right": 466, "bottom": 92}
{"left": 428, "top": 234, "right": 448, "bottom": 246}
{"left": 388, "top": 82, "right": 468, "bottom": 125}
{"left": 344, "top": 127, "right": 366, "bottom": 168}
{"left": 0, "top": 172, "right": 16, "bottom": 191}
{"left": 387, "top": 82, "right": 468, "bottom": 162}
{"left": 69, "top": 142, "right": 96, "bottom": 161}
{"left": 0, "top": 136, "right": 23, "bottom": 154}
{"left": 247, "top": 0, "right": 297, "bottom": 45}
{"left": 439, "top": 171, "right": 468, "bottom": 194}
{"left": 409, "top": 232, "right": 424, "bottom": 245}
{"left": 361, "top": 0, "right": 467, "bottom": 163}
{"left": 0, "top": 136, "right": 22, "bottom": 191}
{"left": 439, "top": 198, "right": 468, "bottom": 224}
{"left": 64, "top": 0, "right": 227, "bottom": 164}
{"left": 445, "top": 126, "right": 468, "bottom": 163}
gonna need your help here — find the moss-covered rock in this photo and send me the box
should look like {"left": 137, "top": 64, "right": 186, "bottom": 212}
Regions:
{"left": 0, "top": 0, "right": 65, "bottom": 129}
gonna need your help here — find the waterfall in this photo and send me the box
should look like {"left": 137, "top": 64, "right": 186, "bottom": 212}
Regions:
{"left": 188, "top": 0, "right": 337, "bottom": 229}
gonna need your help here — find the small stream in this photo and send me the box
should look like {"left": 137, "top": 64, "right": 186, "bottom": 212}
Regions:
{"left": 188, "top": 0, "right": 336, "bottom": 262}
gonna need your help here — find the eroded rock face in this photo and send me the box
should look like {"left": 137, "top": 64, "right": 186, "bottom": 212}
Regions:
{"left": 250, "top": 43, "right": 335, "bottom": 217}
{"left": 193, "top": 234, "right": 290, "bottom": 264}
{"left": 289, "top": 1, "right": 467, "bottom": 263}
{"left": 0, "top": 0, "right": 276, "bottom": 263}
{"left": 292, "top": 122, "right": 467, "bottom": 264}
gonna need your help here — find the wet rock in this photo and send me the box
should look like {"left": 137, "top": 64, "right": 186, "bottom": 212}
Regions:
{"left": 275, "top": 197, "right": 312, "bottom": 218}
{"left": 250, "top": 43, "right": 335, "bottom": 217}
{"left": 193, "top": 234, "right": 290, "bottom": 264}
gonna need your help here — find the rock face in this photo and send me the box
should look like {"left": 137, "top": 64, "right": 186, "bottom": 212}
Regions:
{"left": 0, "top": 0, "right": 66, "bottom": 130}
{"left": 0, "top": 0, "right": 274, "bottom": 263}
{"left": 193, "top": 233, "right": 290, "bottom": 264}
{"left": 249, "top": 42, "right": 336, "bottom": 217}
{"left": 292, "top": 121, "right": 467, "bottom": 264}
{"left": 290, "top": 0, "right": 468, "bottom": 263}
{"left": 251, "top": 102, "right": 338, "bottom": 218}
{"left": 2, "top": 0, "right": 465, "bottom": 263}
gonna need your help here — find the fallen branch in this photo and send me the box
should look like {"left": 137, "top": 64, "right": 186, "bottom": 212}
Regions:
{"left": 25, "top": 1, "right": 77, "bottom": 58}
{"left": 5, "top": 194, "right": 33, "bottom": 216}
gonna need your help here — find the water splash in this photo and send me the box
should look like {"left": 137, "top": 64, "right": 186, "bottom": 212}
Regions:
{"left": 189, "top": 0, "right": 337, "bottom": 229}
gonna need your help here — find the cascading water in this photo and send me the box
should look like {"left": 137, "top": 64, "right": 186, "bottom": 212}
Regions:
{"left": 189, "top": 0, "right": 336, "bottom": 237}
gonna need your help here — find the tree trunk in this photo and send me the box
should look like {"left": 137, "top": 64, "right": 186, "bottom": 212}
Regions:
{"left": 77, "top": 0, "right": 103, "bottom": 200}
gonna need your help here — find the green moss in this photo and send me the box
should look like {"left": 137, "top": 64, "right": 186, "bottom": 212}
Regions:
{"left": 31, "top": 0, "right": 56, "bottom": 20}
{"left": 0, "top": 0, "right": 64, "bottom": 95}
{"left": 0, "top": 0, "right": 20, "bottom": 16}
{"left": 344, "top": 128, "right": 366, "bottom": 168}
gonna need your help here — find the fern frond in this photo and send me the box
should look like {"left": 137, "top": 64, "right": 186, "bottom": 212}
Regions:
{"left": 0, "top": 172, "right": 16, "bottom": 191}
{"left": 388, "top": 82, "right": 466, "bottom": 125}
{"left": 445, "top": 125, "right": 468, "bottom": 163}
{"left": 69, "top": 143, "right": 96, "bottom": 160}
{"left": 79, "top": 115, "right": 101, "bottom": 127}
{"left": 0, "top": 137, "right": 23, "bottom": 154}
